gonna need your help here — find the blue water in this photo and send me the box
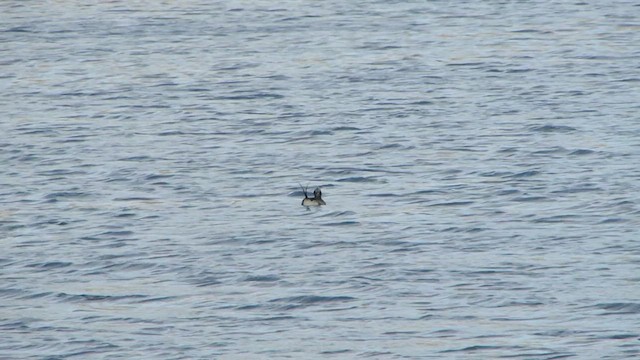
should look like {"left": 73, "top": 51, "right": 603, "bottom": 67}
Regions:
{"left": 2, "top": 1, "right": 640, "bottom": 358}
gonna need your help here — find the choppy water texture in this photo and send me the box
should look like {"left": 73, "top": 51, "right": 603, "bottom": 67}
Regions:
{"left": 2, "top": 1, "right": 640, "bottom": 359}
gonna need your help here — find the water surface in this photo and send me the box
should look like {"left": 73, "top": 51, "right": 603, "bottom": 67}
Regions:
{"left": 1, "top": 1, "right": 640, "bottom": 358}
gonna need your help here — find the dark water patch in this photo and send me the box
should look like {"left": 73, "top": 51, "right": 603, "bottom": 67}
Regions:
{"left": 368, "top": 192, "right": 400, "bottom": 197}
{"left": 193, "top": 276, "right": 222, "bottom": 287}
{"left": 135, "top": 296, "right": 180, "bottom": 303}
{"left": 591, "top": 303, "right": 640, "bottom": 315}
{"left": 569, "top": 149, "right": 595, "bottom": 156}
{"left": 268, "top": 295, "right": 355, "bottom": 309}
{"left": 319, "top": 211, "right": 356, "bottom": 217}
{"left": 26, "top": 261, "right": 73, "bottom": 270}
{"left": 410, "top": 189, "right": 446, "bottom": 195}
{"left": 157, "top": 130, "right": 187, "bottom": 136}
{"left": 440, "top": 345, "right": 508, "bottom": 353}
{"left": 213, "top": 93, "right": 284, "bottom": 100}
{"left": 505, "top": 68, "right": 534, "bottom": 73}
{"left": 56, "top": 293, "right": 147, "bottom": 303}
{"left": 376, "top": 143, "right": 405, "bottom": 150}
{"left": 529, "top": 124, "right": 577, "bottom": 133}
{"left": 144, "top": 173, "right": 174, "bottom": 181}
{"left": 531, "top": 147, "right": 567, "bottom": 155}
{"left": 336, "top": 176, "right": 382, "bottom": 183}
{"left": 0, "top": 220, "right": 27, "bottom": 231}
{"left": 33, "top": 218, "right": 71, "bottom": 226}
{"left": 327, "top": 167, "right": 408, "bottom": 175}
{"left": 428, "top": 201, "right": 474, "bottom": 207}
{"left": 383, "top": 330, "right": 420, "bottom": 336}
{"left": 36, "top": 169, "right": 87, "bottom": 177}
{"left": 253, "top": 315, "right": 299, "bottom": 323}
{"left": 599, "top": 333, "right": 639, "bottom": 340}
{"left": 479, "top": 171, "right": 512, "bottom": 177}
{"left": 115, "top": 212, "right": 137, "bottom": 218}
{"left": 498, "top": 147, "right": 519, "bottom": 153}
{"left": 551, "top": 186, "right": 602, "bottom": 194}
{"left": 512, "top": 28, "right": 550, "bottom": 33}
{"left": 59, "top": 341, "right": 120, "bottom": 356}
{"left": 505, "top": 170, "right": 540, "bottom": 178}
{"left": 20, "top": 291, "right": 54, "bottom": 300}
{"left": 534, "top": 329, "right": 586, "bottom": 337}
{"left": 113, "top": 197, "right": 157, "bottom": 202}
{"left": 0, "top": 319, "right": 31, "bottom": 331}
{"left": 118, "top": 155, "right": 153, "bottom": 161}
{"left": 446, "top": 62, "right": 486, "bottom": 67}
{"left": 438, "top": 226, "right": 486, "bottom": 233}
{"left": 44, "top": 191, "right": 90, "bottom": 200}
{"left": 98, "top": 261, "right": 157, "bottom": 272}
{"left": 320, "top": 349, "right": 353, "bottom": 355}
{"left": 599, "top": 217, "right": 626, "bottom": 224}
{"left": 360, "top": 351, "right": 395, "bottom": 357}
{"left": 5, "top": 26, "right": 33, "bottom": 33}
{"left": 511, "top": 196, "right": 548, "bottom": 202}
{"left": 533, "top": 215, "right": 579, "bottom": 223}
{"left": 616, "top": 77, "right": 640, "bottom": 83}
{"left": 97, "top": 230, "right": 135, "bottom": 237}
{"left": 332, "top": 126, "right": 361, "bottom": 131}
{"left": 410, "top": 100, "right": 433, "bottom": 105}
{"left": 0, "top": 288, "right": 27, "bottom": 299}
{"left": 321, "top": 221, "right": 360, "bottom": 226}
{"left": 243, "top": 274, "right": 280, "bottom": 282}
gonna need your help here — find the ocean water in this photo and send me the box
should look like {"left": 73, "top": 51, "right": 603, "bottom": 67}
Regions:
{"left": 1, "top": 1, "right": 640, "bottom": 359}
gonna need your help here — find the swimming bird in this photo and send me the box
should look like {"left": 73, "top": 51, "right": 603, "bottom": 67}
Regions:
{"left": 300, "top": 184, "right": 326, "bottom": 206}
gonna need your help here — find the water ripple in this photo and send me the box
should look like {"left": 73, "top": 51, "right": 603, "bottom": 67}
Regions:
{"left": 2, "top": 1, "right": 639, "bottom": 359}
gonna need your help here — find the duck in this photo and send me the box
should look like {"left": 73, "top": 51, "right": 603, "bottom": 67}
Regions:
{"left": 300, "top": 184, "right": 326, "bottom": 206}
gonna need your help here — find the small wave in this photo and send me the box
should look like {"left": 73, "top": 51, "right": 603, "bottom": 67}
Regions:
{"left": 144, "top": 174, "right": 173, "bottom": 181}
{"left": 55, "top": 292, "right": 147, "bottom": 302}
{"left": 243, "top": 275, "right": 280, "bottom": 282}
{"left": 321, "top": 221, "right": 360, "bottom": 226}
{"left": 320, "top": 349, "right": 353, "bottom": 355}
{"left": 479, "top": 171, "right": 512, "bottom": 177}
{"left": 26, "top": 261, "right": 73, "bottom": 269}
{"left": 410, "top": 189, "right": 446, "bottom": 195}
{"left": 319, "top": 211, "right": 356, "bottom": 217}
{"left": 599, "top": 217, "right": 626, "bottom": 224}
{"left": 533, "top": 215, "right": 579, "bottom": 223}
{"left": 118, "top": 155, "right": 153, "bottom": 161}
{"left": 368, "top": 193, "right": 400, "bottom": 197}
{"left": 195, "top": 276, "right": 222, "bottom": 287}
{"left": 410, "top": 100, "right": 433, "bottom": 105}
{"left": 592, "top": 302, "right": 640, "bottom": 315}
{"left": 511, "top": 196, "right": 548, "bottom": 202}
{"left": 531, "top": 147, "right": 567, "bottom": 155}
{"left": 506, "top": 170, "right": 540, "bottom": 178}
{"left": 446, "top": 62, "right": 486, "bottom": 67}
{"left": 44, "top": 191, "right": 90, "bottom": 199}
{"left": 376, "top": 143, "right": 404, "bottom": 150}
{"left": 569, "top": 149, "right": 595, "bottom": 156}
{"left": 600, "top": 333, "right": 638, "bottom": 340}
{"left": 113, "top": 197, "right": 157, "bottom": 201}
{"left": 428, "top": 201, "right": 474, "bottom": 207}
{"left": 337, "top": 176, "right": 383, "bottom": 183}
{"left": 551, "top": 186, "right": 601, "bottom": 194}
{"left": 332, "top": 126, "right": 360, "bottom": 131}
{"left": 213, "top": 93, "right": 284, "bottom": 100}
{"left": 440, "top": 345, "right": 506, "bottom": 353}
{"left": 0, "top": 288, "right": 28, "bottom": 299}
{"left": 268, "top": 295, "right": 355, "bottom": 309}
{"left": 529, "top": 124, "right": 577, "bottom": 133}
{"left": 5, "top": 26, "right": 32, "bottom": 33}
